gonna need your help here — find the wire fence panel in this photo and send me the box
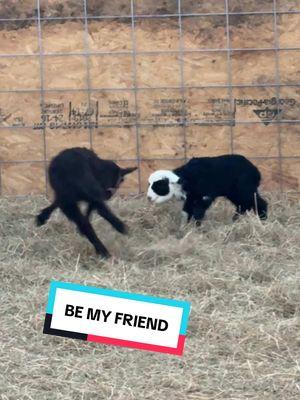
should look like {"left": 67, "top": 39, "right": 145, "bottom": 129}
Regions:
{"left": 0, "top": 0, "right": 299, "bottom": 196}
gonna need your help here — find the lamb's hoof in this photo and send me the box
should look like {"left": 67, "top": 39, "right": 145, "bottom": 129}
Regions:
{"left": 97, "top": 249, "right": 111, "bottom": 259}
{"left": 116, "top": 222, "right": 128, "bottom": 235}
{"left": 232, "top": 213, "right": 240, "bottom": 222}
{"left": 35, "top": 214, "right": 45, "bottom": 227}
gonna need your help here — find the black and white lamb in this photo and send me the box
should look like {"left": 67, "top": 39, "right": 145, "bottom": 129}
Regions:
{"left": 36, "top": 147, "right": 137, "bottom": 258}
{"left": 147, "top": 154, "right": 268, "bottom": 223}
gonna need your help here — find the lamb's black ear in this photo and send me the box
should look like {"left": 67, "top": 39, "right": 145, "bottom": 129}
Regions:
{"left": 120, "top": 166, "right": 138, "bottom": 176}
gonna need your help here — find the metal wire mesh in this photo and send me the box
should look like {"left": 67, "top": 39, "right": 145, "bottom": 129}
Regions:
{"left": 0, "top": 0, "right": 299, "bottom": 196}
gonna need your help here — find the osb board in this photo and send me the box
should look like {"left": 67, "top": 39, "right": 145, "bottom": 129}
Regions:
{"left": 229, "top": 14, "right": 274, "bottom": 49}
{"left": 230, "top": 51, "right": 276, "bottom": 86}
{"left": 232, "top": 124, "right": 279, "bottom": 157}
{"left": 182, "top": 16, "right": 227, "bottom": 50}
{"left": 136, "top": 54, "right": 180, "bottom": 88}
{"left": 277, "top": 14, "right": 300, "bottom": 48}
{"left": 43, "top": 55, "right": 87, "bottom": 90}
{"left": 135, "top": 18, "right": 179, "bottom": 51}
{"left": 41, "top": 20, "right": 86, "bottom": 53}
{"left": 281, "top": 159, "right": 300, "bottom": 192}
{"left": 89, "top": 55, "right": 133, "bottom": 89}
{"left": 228, "top": 0, "right": 273, "bottom": 12}
{"left": 0, "top": 0, "right": 298, "bottom": 19}
{"left": 250, "top": 159, "right": 281, "bottom": 192}
{"left": 0, "top": 10, "right": 299, "bottom": 197}
{"left": 92, "top": 127, "right": 137, "bottom": 159}
{"left": 0, "top": 129, "right": 44, "bottom": 162}
{"left": 139, "top": 126, "right": 185, "bottom": 158}
{"left": 0, "top": 57, "right": 40, "bottom": 90}
{"left": 183, "top": 52, "right": 228, "bottom": 86}
{"left": 1, "top": 162, "right": 45, "bottom": 196}
{"left": 0, "top": 22, "right": 38, "bottom": 54}
{"left": 45, "top": 129, "right": 90, "bottom": 160}
{"left": 280, "top": 124, "right": 300, "bottom": 157}
{"left": 87, "top": 19, "right": 132, "bottom": 52}
{"left": 137, "top": 89, "right": 183, "bottom": 124}
{"left": 89, "top": 91, "right": 136, "bottom": 125}
{"left": 0, "top": 92, "right": 41, "bottom": 127}
{"left": 278, "top": 50, "right": 300, "bottom": 85}
{"left": 185, "top": 88, "right": 231, "bottom": 124}
{"left": 186, "top": 126, "right": 231, "bottom": 157}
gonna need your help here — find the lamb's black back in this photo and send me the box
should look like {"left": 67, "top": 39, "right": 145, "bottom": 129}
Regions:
{"left": 49, "top": 147, "right": 120, "bottom": 202}
{"left": 174, "top": 154, "right": 261, "bottom": 198}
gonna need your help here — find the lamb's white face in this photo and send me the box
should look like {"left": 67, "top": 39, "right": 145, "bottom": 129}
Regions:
{"left": 147, "top": 170, "right": 186, "bottom": 204}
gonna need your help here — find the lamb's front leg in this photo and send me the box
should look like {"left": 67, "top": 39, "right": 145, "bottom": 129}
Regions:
{"left": 192, "top": 196, "right": 214, "bottom": 226}
{"left": 182, "top": 196, "right": 194, "bottom": 224}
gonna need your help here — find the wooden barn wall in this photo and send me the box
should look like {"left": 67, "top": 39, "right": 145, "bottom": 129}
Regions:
{"left": 0, "top": 1, "right": 299, "bottom": 196}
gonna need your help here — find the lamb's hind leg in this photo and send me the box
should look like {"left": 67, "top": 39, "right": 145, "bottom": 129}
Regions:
{"left": 230, "top": 189, "right": 267, "bottom": 221}
{"left": 92, "top": 201, "right": 127, "bottom": 234}
{"left": 60, "top": 202, "right": 110, "bottom": 258}
{"left": 36, "top": 200, "right": 58, "bottom": 226}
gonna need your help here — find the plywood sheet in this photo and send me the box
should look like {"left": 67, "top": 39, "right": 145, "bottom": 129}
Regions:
{"left": 136, "top": 54, "right": 180, "bottom": 88}
{"left": 90, "top": 91, "right": 136, "bottom": 126}
{"left": 0, "top": 1, "right": 37, "bottom": 19}
{"left": 183, "top": 16, "right": 227, "bottom": 50}
{"left": 278, "top": 14, "right": 300, "bottom": 48}
{"left": 231, "top": 51, "right": 276, "bottom": 85}
{"left": 40, "top": 0, "right": 84, "bottom": 18}
{"left": 0, "top": 57, "right": 40, "bottom": 90}
{"left": 43, "top": 55, "right": 87, "bottom": 90}
{"left": 134, "top": 0, "right": 177, "bottom": 15}
{"left": 135, "top": 18, "right": 179, "bottom": 51}
{"left": 228, "top": 0, "right": 273, "bottom": 12}
{"left": 89, "top": 55, "right": 133, "bottom": 89}
{"left": 41, "top": 20, "right": 85, "bottom": 53}
{"left": 185, "top": 88, "right": 232, "bottom": 124}
{"left": 232, "top": 87, "right": 278, "bottom": 123}
{"left": 277, "top": 0, "right": 300, "bottom": 11}
{"left": 92, "top": 127, "right": 137, "bottom": 159}
{"left": 278, "top": 51, "right": 300, "bottom": 85}
{"left": 186, "top": 125, "right": 231, "bottom": 157}
{"left": 250, "top": 159, "right": 281, "bottom": 192}
{"left": 233, "top": 124, "right": 279, "bottom": 157}
{"left": 280, "top": 124, "right": 300, "bottom": 157}
{"left": 137, "top": 89, "right": 184, "bottom": 124}
{"left": 183, "top": 52, "right": 228, "bottom": 86}
{"left": 0, "top": 129, "right": 44, "bottom": 162}
{"left": 41, "top": 91, "right": 90, "bottom": 130}
{"left": 229, "top": 14, "right": 274, "bottom": 49}
{"left": 278, "top": 86, "right": 300, "bottom": 121}
{"left": 139, "top": 126, "right": 184, "bottom": 158}
{"left": 0, "top": 92, "right": 41, "bottom": 127}
{"left": 87, "top": 0, "right": 131, "bottom": 16}
{"left": 45, "top": 129, "right": 90, "bottom": 160}
{"left": 1, "top": 162, "right": 45, "bottom": 195}
{"left": 0, "top": 21, "right": 38, "bottom": 54}
{"left": 282, "top": 159, "right": 300, "bottom": 192}
{"left": 182, "top": 0, "right": 225, "bottom": 13}
{"left": 87, "top": 19, "right": 132, "bottom": 52}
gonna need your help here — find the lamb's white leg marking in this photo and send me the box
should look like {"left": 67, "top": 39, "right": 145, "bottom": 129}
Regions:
{"left": 181, "top": 211, "right": 189, "bottom": 225}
